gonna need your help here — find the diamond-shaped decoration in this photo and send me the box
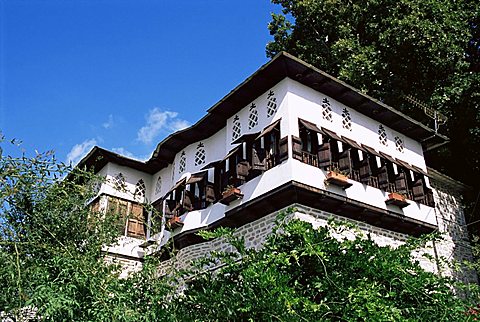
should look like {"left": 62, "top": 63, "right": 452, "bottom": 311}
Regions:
{"left": 378, "top": 125, "right": 388, "bottom": 146}
{"left": 232, "top": 116, "right": 241, "bottom": 141}
{"left": 322, "top": 98, "right": 333, "bottom": 122}
{"left": 179, "top": 151, "right": 186, "bottom": 173}
{"left": 394, "top": 136, "right": 404, "bottom": 152}
{"left": 155, "top": 177, "right": 162, "bottom": 194}
{"left": 248, "top": 106, "right": 259, "bottom": 129}
{"left": 266, "top": 90, "right": 277, "bottom": 117}
{"left": 342, "top": 108, "right": 352, "bottom": 131}
{"left": 195, "top": 145, "right": 206, "bottom": 166}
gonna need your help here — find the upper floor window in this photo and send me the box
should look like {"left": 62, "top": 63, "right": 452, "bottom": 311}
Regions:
{"left": 179, "top": 151, "right": 186, "bottom": 174}
{"left": 378, "top": 125, "right": 388, "bottom": 146}
{"left": 321, "top": 98, "right": 333, "bottom": 122}
{"left": 248, "top": 103, "right": 259, "bottom": 129}
{"left": 134, "top": 179, "right": 146, "bottom": 201}
{"left": 171, "top": 162, "right": 175, "bottom": 182}
{"left": 394, "top": 136, "right": 404, "bottom": 152}
{"left": 113, "top": 173, "right": 126, "bottom": 191}
{"left": 342, "top": 108, "right": 352, "bottom": 131}
{"left": 155, "top": 176, "right": 162, "bottom": 195}
{"left": 266, "top": 90, "right": 277, "bottom": 117}
{"left": 195, "top": 143, "right": 206, "bottom": 166}
{"left": 232, "top": 115, "right": 241, "bottom": 141}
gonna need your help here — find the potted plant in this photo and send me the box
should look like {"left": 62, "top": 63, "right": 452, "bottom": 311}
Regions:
{"left": 325, "top": 169, "right": 352, "bottom": 189}
{"left": 220, "top": 185, "right": 243, "bottom": 205}
{"left": 385, "top": 192, "right": 409, "bottom": 208}
{"left": 167, "top": 215, "right": 184, "bottom": 229}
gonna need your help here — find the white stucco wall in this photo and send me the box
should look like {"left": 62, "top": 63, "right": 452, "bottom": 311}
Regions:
{"left": 285, "top": 79, "right": 427, "bottom": 171}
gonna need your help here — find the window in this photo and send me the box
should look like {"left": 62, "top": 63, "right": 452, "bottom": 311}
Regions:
{"left": 232, "top": 115, "right": 241, "bottom": 141}
{"left": 248, "top": 103, "right": 259, "bottom": 129}
{"left": 394, "top": 136, "right": 404, "bottom": 152}
{"left": 112, "top": 173, "right": 126, "bottom": 191}
{"left": 106, "top": 196, "right": 146, "bottom": 239}
{"left": 378, "top": 125, "right": 388, "bottom": 146}
{"left": 322, "top": 98, "right": 333, "bottom": 122}
{"left": 134, "top": 179, "right": 146, "bottom": 201}
{"left": 171, "top": 162, "right": 175, "bottom": 182}
{"left": 266, "top": 90, "right": 277, "bottom": 117}
{"left": 342, "top": 108, "right": 352, "bottom": 131}
{"left": 195, "top": 143, "right": 206, "bottom": 166}
{"left": 155, "top": 177, "right": 162, "bottom": 195}
{"left": 179, "top": 151, "right": 186, "bottom": 174}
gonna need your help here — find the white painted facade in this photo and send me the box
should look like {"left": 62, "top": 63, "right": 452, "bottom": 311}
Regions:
{"left": 81, "top": 54, "right": 471, "bottom": 281}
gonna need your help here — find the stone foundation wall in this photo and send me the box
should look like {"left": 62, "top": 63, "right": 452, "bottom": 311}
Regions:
{"left": 158, "top": 188, "right": 477, "bottom": 284}
{"left": 430, "top": 178, "right": 477, "bottom": 284}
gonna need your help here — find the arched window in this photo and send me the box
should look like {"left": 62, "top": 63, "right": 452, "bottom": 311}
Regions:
{"left": 342, "top": 108, "right": 352, "bottom": 131}
{"left": 232, "top": 115, "right": 241, "bottom": 141}
{"left": 378, "top": 125, "right": 388, "bottom": 146}
{"left": 266, "top": 90, "right": 277, "bottom": 117}
{"left": 113, "top": 173, "right": 126, "bottom": 190}
{"left": 195, "top": 143, "right": 206, "bottom": 166}
{"left": 248, "top": 103, "right": 259, "bottom": 129}
{"left": 321, "top": 98, "right": 333, "bottom": 122}
{"left": 178, "top": 151, "right": 186, "bottom": 174}
{"left": 155, "top": 176, "right": 162, "bottom": 195}
{"left": 134, "top": 179, "right": 146, "bottom": 201}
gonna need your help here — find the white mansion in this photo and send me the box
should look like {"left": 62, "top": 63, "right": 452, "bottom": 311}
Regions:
{"left": 80, "top": 52, "right": 476, "bottom": 282}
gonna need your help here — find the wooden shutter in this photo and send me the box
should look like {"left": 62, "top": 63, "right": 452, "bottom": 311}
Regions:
{"left": 279, "top": 136, "right": 288, "bottom": 162}
{"left": 292, "top": 135, "right": 303, "bottom": 161}
{"left": 338, "top": 150, "right": 351, "bottom": 174}
{"left": 130, "top": 203, "right": 143, "bottom": 220}
{"left": 127, "top": 219, "right": 145, "bottom": 238}
{"left": 252, "top": 146, "right": 266, "bottom": 170}
{"left": 378, "top": 166, "right": 389, "bottom": 190}
{"left": 395, "top": 172, "right": 408, "bottom": 194}
{"left": 318, "top": 142, "right": 331, "bottom": 167}
{"left": 165, "top": 199, "right": 176, "bottom": 218}
{"left": 412, "top": 179, "right": 425, "bottom": 201}
{"left": 183, "top": 190, "right": 194, "bottom": 211}
{"left": 206, "top": 183, "right": 216, "bottom": 203}
{"left": 359, "top": 159, "right": 371, "bottom": 183}
{"left": 237, "top": 161, "right": 250, "bottom": 178}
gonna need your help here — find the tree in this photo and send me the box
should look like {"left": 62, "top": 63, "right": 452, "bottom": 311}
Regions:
{"left": 266, "top": 0, "right": 480, "bottom": 229}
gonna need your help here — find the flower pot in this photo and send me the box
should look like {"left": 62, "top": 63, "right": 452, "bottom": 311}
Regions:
{"left": 167, "top": 216, "right": 184, "bottom": 229}
{"left": 385, "top": 192, "right": 409, "bottom": 208}
{"left": 325, "top": 171, "right": 352, "bottom": 189}
{"left": 220, "top": 187, "right": 243, "bottom": 205}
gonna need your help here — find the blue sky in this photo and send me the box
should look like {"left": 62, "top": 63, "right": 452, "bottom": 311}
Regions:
{"left": 0, "top": 0, "right": 281, "bottom": 164}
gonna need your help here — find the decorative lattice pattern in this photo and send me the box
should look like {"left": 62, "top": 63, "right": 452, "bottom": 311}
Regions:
{"left": 322, "top": 98, "right": 333, "bottom": 122}
{"left": 378, "top": 125, "right": 388, "bottom": 146}
{"left": 195, "top": 143, "right": 206, "bottom": 166}
{"left": 248, "top": 103, "right": 259, "bottom": 129}
{"left": 113, "top": 173, "right": 126, "bottom": 191}
{"left": 266, "top": 90, "right": 277, "bottom": 117}
{"left": 232, "top": 115, "right": 241, "bottom": 141}
{"left": 155, "top": 177, "right": 162, "bottom": 195}
{"left": 179, "top": 151, "right": 186, "bottom": 174}
{"left": 394, "top": 136, "right": 404, "bottom": 152}
{"left": 134, "top": 179, "right": 146, "bottom": 200}
{"left": 342, "top": 108, "right": 352, "bottom": 131}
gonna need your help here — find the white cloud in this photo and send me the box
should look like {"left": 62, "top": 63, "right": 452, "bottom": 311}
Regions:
{"left": 137, "top": 108, "right": 190, "bottom": 145}
{"left": 111, "top": 147, "right": 150, "bottom": 161}
{"left": 66, "top": 138, "right": 97, "bottom": 165}
{"left": 102, "top": 114, "right": 114, "bottom": 129}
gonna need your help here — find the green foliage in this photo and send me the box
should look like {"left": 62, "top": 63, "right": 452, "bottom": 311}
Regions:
{"left": 267, "top": 0, "right": 480, "bottom": 227}
{"left": 174, "top": 212, "right": 479, "bottom": 321}
{"left": 1, "top": 139, "right": 478, "bottom": 321}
